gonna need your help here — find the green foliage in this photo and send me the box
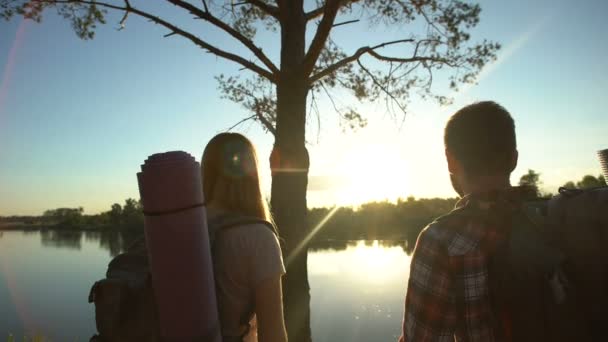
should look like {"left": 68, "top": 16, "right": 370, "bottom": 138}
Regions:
{"left": 576, "top": 174, "right": 606, "bottom": 189}
{"left": 1, "top": 1, "right": 106, "bottom": 39}
{"left": 98, "top": 198, "right": 143, "bottom": 230}
{"left": 562, "top": 174, "right": 606, "bottom": 190}
{"left": 562, "top": 181, "right": 576, "bottom": 189}
{"left": 306, "top": 0, "right": 500, "bottom": 124}
{"left": 518, "top": 169, "right": 541, "bottom": 189}
{"left": 31, "top": 198, "right": 143, "bottom": 230}
{"left": 121, "top": 198, "right": 144, "bottom": 228}
{"left": 519, "top": 169, "right": 607, "bottom": 194}
{"left": 518, "top": 169, "right": 543, "bottom": 196}
{"left": 308, "top": 197, "right": 457, "bottom": 244}
{"left": 108, "top": 203, "right": 122, "bottom": 226}
{"left": 42, "top": 207, "right": 84, "bottom": 228}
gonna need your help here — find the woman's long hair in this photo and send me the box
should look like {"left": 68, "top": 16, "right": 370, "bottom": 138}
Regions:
{"left": 202, "top": 133, "right": 272, "bottom": 222}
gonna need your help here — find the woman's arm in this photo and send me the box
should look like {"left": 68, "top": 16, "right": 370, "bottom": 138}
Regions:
{"left": 254, "top": 275, "right": 288, "bottom": 342}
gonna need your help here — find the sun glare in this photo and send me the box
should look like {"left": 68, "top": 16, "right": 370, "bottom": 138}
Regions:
{"left": 336, "top": 143, "right": 410, "bottom": 206}
{"left": 351, "top": 240, "right": 404, "bottom": 284}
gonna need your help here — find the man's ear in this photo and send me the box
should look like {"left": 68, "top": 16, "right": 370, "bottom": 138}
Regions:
{"left": 446, "top": 149, "right": 459, "bottom": 174}
{"left": 509, "top": 150, "right": 519, "bottom": 173}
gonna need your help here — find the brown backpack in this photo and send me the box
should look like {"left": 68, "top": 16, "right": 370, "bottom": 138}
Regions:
{"left": 88, "top": 216, "right": 276, "bottom": 342}
{"left": 486, "top": 186, "right": 608, "bottom": 341}
{"left": 88, "top": 238, "right": 160, "bottom": 342}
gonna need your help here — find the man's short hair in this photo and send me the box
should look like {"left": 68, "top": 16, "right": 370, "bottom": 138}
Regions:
{"left": 444, "top": 101, "right": 516, "bottom": 177}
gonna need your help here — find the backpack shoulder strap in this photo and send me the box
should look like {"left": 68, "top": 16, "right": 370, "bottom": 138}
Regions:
{"left": 207, "top": 214, "right": 277, "bottom": 248}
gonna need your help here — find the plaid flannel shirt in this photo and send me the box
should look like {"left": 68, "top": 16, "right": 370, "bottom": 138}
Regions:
{"left": 399, "top": 187, "right": 535, "bottom": 342}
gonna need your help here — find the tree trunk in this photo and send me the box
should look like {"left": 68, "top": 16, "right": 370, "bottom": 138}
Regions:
{"left": 271, "top": 2, "right": 311, "bottom": 342}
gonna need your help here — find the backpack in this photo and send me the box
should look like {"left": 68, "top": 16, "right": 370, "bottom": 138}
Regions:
{"left": 88, "top": 215, "right": 277, "bottom": 342}
{"left": 486, "top": 186, "right": 608, "bottom": 341}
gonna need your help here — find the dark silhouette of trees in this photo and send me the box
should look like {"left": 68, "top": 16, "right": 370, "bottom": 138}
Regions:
{"left": 562, "top": 181, "right": 576, "bottom": 189}
{"left": 576, "top": 174, "right": 606, "bottom": 189}
{"left": 563, "top": 174, "right": 606, "bottom": 190}
{"left": 308, "top": 197, "right": 457, "bottom": 252}
{"left": 26, "top": 198, "right": 145, "bottom": 231}
{"left": 43, "top": 207, "right": 85, "bottom": 228}
{"left": 518, "top": 169, "right": 606, "bottom": 195}
{"left": 3, "top": 2, "right": 500, "bottom": 339}
{"left": 108, "top": 203, "right": 123, "bottom": 226}
{"left": 519, "top": 169, "right": 541, "bottom": 195}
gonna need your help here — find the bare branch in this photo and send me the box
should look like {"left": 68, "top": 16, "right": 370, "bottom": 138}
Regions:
{"left": 357, "top": 59, "right": 408, "bottom": 115}
{"left": 332, "top": 19, "right": 359, "bottom": 27}
{"left": 319, "top": 82, "right": 342, "bottom": 117}
{"left": 227, "top": 114, "right": 257, "bottom": 131}
{"left": 309, "top": 89, "right": 321, "bottom": 142}
{"left": 367, "top": 49, "right": 450, "bottom": 65}
{"left": 118, "top": 0, "right": 129, "bottom": 30}
{"left": 305, "top": 6, "right": 324, "bottom": 21}
{"left": 167, "top": 0, "right": 279, "bottom": 76}
{"left": 309, "top": 39, "right": 415, "bottom": 83}
{"left": 33, "top": 0, "right": 276, "bottom": 82}
{"left": 255, "top": 110, "right": 276, "bottom": 135}
{"left": 302, "top": 0, "right": 342, "bottom": 76}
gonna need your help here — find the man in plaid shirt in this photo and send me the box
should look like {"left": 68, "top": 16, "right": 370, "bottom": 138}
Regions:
{"left": 399, "top": 101, "right": 523, "bottom": 341}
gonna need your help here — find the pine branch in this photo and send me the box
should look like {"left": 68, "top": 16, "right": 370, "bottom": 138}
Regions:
{"left": 255, "top": 110, "right": 277, "bottom": 135}
{"left": 309, "top": 39, "right": 452, "bottom": 84}
{"left": 357, "top": 59, "right": 407, "bottom": 115}
{"left": 309, "top": 39, "right": 414, "bottom": 83}
{"left": 367, "top": 49, "right": 451, "bottom": 65}
{"left": 226, "top": 114, "right": 257, "bottom": 131}
{"left": 32, "top": 0, "right": 276, "bottom": 82}
{"left": 167, "top": 0, "right": 279, "bottom": 76}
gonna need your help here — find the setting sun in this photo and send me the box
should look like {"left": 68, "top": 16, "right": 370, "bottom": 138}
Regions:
{"left": 336, "top": 143, "right": 410, "bottom": 206}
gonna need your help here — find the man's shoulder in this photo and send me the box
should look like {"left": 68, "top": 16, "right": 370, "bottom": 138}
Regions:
{"left": 417, "top": 208, "right": 480, "bottom": 256}
{"left": 420, "top": 207, "right": 470, "bottom": 239}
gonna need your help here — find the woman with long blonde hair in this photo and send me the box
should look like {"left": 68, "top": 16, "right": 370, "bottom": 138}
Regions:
{"left": 202, "top": 132, "right": 287, "bottom": 342}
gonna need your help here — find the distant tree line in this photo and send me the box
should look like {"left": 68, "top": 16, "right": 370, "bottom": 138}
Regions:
{"left": 518, "top": 169, "right": 606, "bottom": 197}
{"left": 0, "top": 199, "right": 144, "bottom": 231}
{"left": 2, "top": 172, "right": 605, "bottom": 243}
{"left": 309, "top": 197, "right": 457, "bottom": 244}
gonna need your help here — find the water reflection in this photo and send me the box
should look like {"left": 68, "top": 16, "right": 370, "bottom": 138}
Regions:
{"left": 308, "top": 240, "right": 411, "bottom": 341}
{"left": 0, "top": 231, "right": 412, "bottom": 341}
{"left": 40, "top": 230, "right": 83, "bottom": 250}
{"left": 309, "top": 238, "right": 413, "bottom": 254}
{"left": 32, "top": 229, "right": 143, "bottom": 257}
{"left": 31, "top": 230, "right": 416, "bottom": 257}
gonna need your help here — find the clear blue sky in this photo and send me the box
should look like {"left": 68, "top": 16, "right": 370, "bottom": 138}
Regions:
{"left": 1, "top": 0, "right": 607, "bottom": 215}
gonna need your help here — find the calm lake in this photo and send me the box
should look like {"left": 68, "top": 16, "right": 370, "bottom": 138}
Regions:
{"left": 0, "top": 230, "right": 411, "bottom": 341}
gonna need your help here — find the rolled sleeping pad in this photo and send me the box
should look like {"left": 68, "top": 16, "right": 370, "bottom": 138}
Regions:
{"left": 598, "top": 149, "right": 608, "bottom": 180}
{"left": 137, "top": 151, "right": 221, "bottom": 342}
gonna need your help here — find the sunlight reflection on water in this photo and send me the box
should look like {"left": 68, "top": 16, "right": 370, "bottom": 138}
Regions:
{"left": 309, "top": 240, "right": 411, "bottom": 342}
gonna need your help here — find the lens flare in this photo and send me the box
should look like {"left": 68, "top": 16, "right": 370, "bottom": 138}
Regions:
{"left": 286, "top": 206, "right": 340, "bottom": 266}
{"left": 0, "top": 19, "right": 27, "bottom": 115}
